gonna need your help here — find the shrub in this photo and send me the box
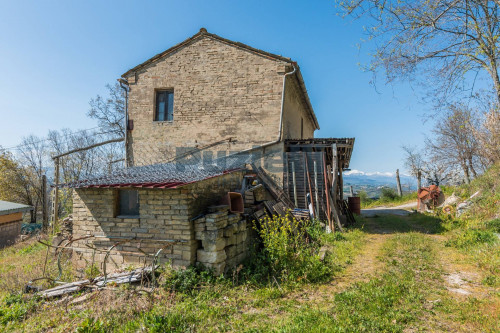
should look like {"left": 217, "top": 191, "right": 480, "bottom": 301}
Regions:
{"left": 76, "top": 317, "right": 108, "bottom": 333}
{"left": 446, "top": 229, "right": 497, "bottom": 248}
{"left": 142, "top": 312, "right": 194, "bottom": 333}
{"left": 163, "top": 266, "right": 216, "bottom": 294}
{"left": 255, "top": 213, "right": 330, "bottom": 284}
{"left": 486, "top": 219, "right": 500, "bottom": 233}
{"left": 0, "top": 293, "right": 34, "bottom": 326}
{"left": 380, "top": 187, "right": 398, "bottom": 201}
{"left": 358, "top": 190, "right": 373, "bottom": 206}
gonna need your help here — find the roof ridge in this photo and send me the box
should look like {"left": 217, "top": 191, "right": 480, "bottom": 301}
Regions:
{"left": 122, "top": 28, "right": 292, "bottom": 78}
{"left": 121, "top": 28, "right": 319, "bottom": 129}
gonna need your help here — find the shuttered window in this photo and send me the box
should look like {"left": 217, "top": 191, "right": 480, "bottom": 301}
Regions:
{"left": 155, "top": 90, "right": 174, "bottom": 121}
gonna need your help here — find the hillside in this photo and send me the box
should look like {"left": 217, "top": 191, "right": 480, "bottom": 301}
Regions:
{"left": 343, "top": 170, "right": 417, "bottom": 198}
{"left": 0, "top": 166, "right": 498, "bottom": 332}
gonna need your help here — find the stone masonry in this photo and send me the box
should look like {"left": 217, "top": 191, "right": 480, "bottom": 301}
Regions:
{"left": 71, "top": 171, "right": 245, "bottom": 275}
{"left": 123, "top": 30, "right": 317, "bottom": 167}
{"left": 193, "top": 208, "right": 251, "bottom": 275}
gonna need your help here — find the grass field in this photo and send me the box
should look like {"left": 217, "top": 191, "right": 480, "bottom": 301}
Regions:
{"left": 0, "top": 210, "right": 498, "bottom": 332}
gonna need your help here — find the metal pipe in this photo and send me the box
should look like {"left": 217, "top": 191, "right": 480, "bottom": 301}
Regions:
{"left": 118, "top": 78, "right": 130, "bottom": 167}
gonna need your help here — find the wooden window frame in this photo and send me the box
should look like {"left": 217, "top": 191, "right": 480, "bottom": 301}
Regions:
{"left": 154, "top": 89, "right": 174, "bottom": 122}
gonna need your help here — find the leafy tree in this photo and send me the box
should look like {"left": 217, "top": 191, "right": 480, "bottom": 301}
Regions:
{"left": 0, "top": 151, "right": 40, "bottom": 222}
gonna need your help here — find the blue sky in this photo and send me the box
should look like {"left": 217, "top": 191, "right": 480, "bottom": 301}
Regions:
{"left": 0, "top": 0, "right": 433, "bottom": 173}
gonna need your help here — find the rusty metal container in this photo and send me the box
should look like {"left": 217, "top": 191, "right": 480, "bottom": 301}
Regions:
{"left": 348, "top": 196, "right": 361, "bottom": 215}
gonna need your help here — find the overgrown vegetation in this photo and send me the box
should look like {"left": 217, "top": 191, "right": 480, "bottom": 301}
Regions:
{"left": 2, "top": 164, "right": 500, "bottom": 332}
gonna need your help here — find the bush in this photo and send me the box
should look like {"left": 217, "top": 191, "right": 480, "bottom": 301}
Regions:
{"left": 163, "top": 266, "right": 216, "bottom": 294}
{"left": 446, "top": 229, "right": 498, "bottom": 248}
{"left": 142, "top": 312, "right": 194, "bottom": 333}
{"left": 359, "top": 190, "right": 373, "bottom": 207}
{"left": 254, "top": 213, "right": 330, "bottom": 284}
{"left": 76, "top": 317, "right": 108, "bottom": 333}
{"left": 380, "top": 188, "right": 398, "bottom": 201}
{"left": 486, "top": 219, "right": 500, "bottom": 233}
{"left": 0, "top": 293, "right": 34, "bottom": 326}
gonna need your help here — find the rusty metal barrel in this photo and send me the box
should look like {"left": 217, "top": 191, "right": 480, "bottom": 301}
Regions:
{"left": 348, "top": 196, "right": 361, "bottom": 215}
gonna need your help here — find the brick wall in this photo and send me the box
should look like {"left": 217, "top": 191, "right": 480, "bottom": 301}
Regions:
{"left": 72, "top": 171, "right": 244, "bottom": 274}
{"left": 0, "top": 213, "right": 22, "bottom": 248}
{"left": 124, "top": 34, "right": 316, "bottom": 166}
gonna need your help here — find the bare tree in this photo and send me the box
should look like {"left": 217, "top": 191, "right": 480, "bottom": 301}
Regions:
{"left": 473, "top": 94, "right": 500, "bottom": 164}
{"left": 402, "top": 145, "right": 425, "bottom": 189}
{"left": 88, "top": 83, "right": 125, "bottom": 136}
{"left": 422, "top": 160, "right": 452, "bottom": 186}
{"left": 16, "top": 136, "right": 49, "bottom": 222}
{"left": 337, "top": 0, "right": 500, "bottom": 104}
{"left": 425, "top": 103, "right": 481, "bottom": 183}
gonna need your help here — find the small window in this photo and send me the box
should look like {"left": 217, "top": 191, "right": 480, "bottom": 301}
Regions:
{"left": 155, "top": 90, "right": 174, "bottom": 121}
{"left": 117, "top": 189, "right": 140, "bottom": 217}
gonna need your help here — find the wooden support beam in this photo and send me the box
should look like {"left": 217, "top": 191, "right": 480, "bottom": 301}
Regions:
{"left": 291, "top": 161, "right": 298, "bottom": 207}
{"left": 331, "top": 144, "right": 343, "bottom": 231}
{"left": 53, "top": 157, "right": 60, "bottom": 234}
{"left": 52, "top": 137, "right": 124, "bottom": 160}
{"left": 42, "top": 175, "right": 48, "bottom": 232}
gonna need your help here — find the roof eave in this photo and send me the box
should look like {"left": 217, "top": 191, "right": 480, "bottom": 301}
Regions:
{"left": 122, "top": 28, "right": 294, "bottom": 78}
{"left": 293, "top": 66, "right": 320, "bottom": 130}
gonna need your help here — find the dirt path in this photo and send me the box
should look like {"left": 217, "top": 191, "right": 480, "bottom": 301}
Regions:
{"left": 362, "top": 201, "right": 417, "bottom": 217}
{"left": 330, "top": 233, "right": 388, "bottom": 288}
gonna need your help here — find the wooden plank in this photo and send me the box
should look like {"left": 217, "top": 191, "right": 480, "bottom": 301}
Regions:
{"left": 40, "top": 267, "right": 153, "bottom": 298}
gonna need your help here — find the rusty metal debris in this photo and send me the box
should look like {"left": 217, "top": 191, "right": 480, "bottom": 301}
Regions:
{"left": 417, "top": 185, "right": 445, "bottom": 211}
{"left": 26, "top": 234, "right": 183, "bottom": 299}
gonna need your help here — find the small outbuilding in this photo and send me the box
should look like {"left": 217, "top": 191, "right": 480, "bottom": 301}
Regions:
{"left": 0, "top": 200, "right": 33, "bottom": 248}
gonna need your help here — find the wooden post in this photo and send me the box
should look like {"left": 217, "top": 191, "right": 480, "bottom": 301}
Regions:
{"left": 304, "top": 153, "right": 316, "bottom": 218}
{"left": 396, "top": 169, "right": 403, "bottom": 197}
{"left": 303, "top": 153, "right": 307, "bottom": 208}
{"left": 291, "top": 161, "right": 298, "bottom": 207}
{"left": 313, "top": 160, "right": 320, "bottom": 218}
{"left": 349, "top": 185, "right": 354, "bottom": 197}
{"left": 42, "top": 174, "right": 48, "bottom": 232}
{"left": 53, "top": 157, "right": 60, "bottom": 234}
{"left": 322, "top": 152, "right": 333, "bottom": 232}
{"left": 339, "top": 167, "right": 344, "bottom": 201}
{"left": 331, "top": 144, "right": 343, "bottom": 231}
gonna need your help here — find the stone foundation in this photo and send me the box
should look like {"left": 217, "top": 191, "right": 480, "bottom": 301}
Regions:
{"left": 193, "top": 207, "right": 252, "bottom": 275}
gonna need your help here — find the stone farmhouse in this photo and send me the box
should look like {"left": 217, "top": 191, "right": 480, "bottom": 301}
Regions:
{"left": 67, "top": 29, "right": 355, "bottom": 275}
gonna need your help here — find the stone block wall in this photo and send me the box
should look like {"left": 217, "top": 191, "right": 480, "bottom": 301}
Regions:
{"left": 71, "top": 171, "right": 245, "bottom": 275}
{"left": 0, "top": 212, "right": 22, "bottom": 248}
{"left": 72, "top": 187, "right": 196, "bottom": 273}
{"left": 193, "top": 209, "right": 252, "bottom": 275}
{"left": 123, "top": 32, "right": 318, "bottom": 167}
{"left": 125, "top": 35, "right": 286, "bottom": 166}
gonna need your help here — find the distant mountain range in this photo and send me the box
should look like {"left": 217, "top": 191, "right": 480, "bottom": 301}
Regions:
{"left": 342, "top": 170, "right": 418, "bottom": 197}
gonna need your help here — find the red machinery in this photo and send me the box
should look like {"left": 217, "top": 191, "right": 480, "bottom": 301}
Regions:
{"left": 417, "top": 185, "right": 445, "bottom": 211}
